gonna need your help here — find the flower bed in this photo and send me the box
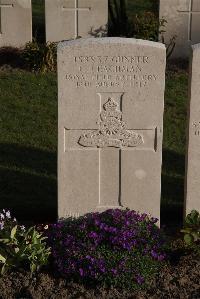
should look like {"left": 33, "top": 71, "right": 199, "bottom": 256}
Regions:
{"left": 0, "top": 209, "right": 199, "bottom": 298}
{"left": 48, "top": 209, "right": 166, "bottom": 290}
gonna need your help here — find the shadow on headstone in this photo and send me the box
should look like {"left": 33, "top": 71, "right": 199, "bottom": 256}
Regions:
{"left": 0, "top": 143, "right": 57, "bottom": 224}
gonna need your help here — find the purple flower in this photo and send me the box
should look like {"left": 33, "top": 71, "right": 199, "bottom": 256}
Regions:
{"left": 151, "top": 249, "right": 165, "bottom": 261}
{"left": 157, "top": 254, "right": 166, "bottom": 261}
{"left": 111, "top": 268, "right": 118, "bottom": 275}
{"left": 95, "top": 219, "right": 101, "bottom": 226}
{"left": 135, "top": 274, "right": 145, "bottom": 285}
{"left": 47, "top": 208, "right": 166, "bottom": 289}
{"left": 79, "top": 268, "right": 84, "bottom": 276}
{"left": 88, "top": 231, "right": 98, "bottom": 239}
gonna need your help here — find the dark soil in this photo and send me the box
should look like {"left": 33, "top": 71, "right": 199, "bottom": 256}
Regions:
{"left": 0, "top": 241, "right": 199, "bottom": 299}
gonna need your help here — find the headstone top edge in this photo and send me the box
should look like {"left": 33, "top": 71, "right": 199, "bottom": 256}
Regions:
{"left": 13, "top": 0, "right": 32, "bottom": 6}
{"left": 192, "top": 43, "right": 200, "bottom": 51}
{"left": 57, "top": 37, "right": 166, "bottom": 52}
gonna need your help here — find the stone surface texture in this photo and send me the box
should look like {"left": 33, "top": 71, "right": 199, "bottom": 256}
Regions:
{"left": 0, "top": 0, "right": 32, "bottom": 47}
{"left": 185, "top": 43, "right": 200, "bottom": 214}
{"left": 58, "top": 38, "right": 166, "bottom": 219}
{"left": 45, "top": 0, "right": 108, "bottom": 42}
{"left": 159, "top": 0, "right": 200, "bottom": 58}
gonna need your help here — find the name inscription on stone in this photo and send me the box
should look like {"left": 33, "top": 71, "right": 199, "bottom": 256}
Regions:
{"left": 65, "top": 55, "right": 158, "bottom": 89}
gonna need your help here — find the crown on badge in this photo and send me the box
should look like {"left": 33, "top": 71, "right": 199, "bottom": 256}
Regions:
{"left": 103, "top": 98, "right": 119, "bottom": 111}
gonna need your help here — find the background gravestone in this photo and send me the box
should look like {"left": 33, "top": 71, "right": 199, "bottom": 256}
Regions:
{"left": 0, "top": 0, "right": 32, "bottom": 47}
{"left": 159, "top": 0, "right": 200, "bottom": 58}
{"left": 45, "top": 0, "right": 108, "bottom": 42}
{"left": 58, "top": 38, "right": 166, "bottom": 219}
{"left": 185, "top": 43, "right": 200, "bottom": 214}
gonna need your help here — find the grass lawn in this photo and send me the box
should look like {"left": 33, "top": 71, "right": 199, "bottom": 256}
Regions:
{"left": 32, "top": 0, "right": 45, "bottom": 42}
{"left": 0, "top": 71, "right": 57, "bottom": 222}
{"left": 126, "top": 0, "right": 158, "bottom": 14}
{"left": 161, "top": 69, "right": 188, "bottom": 227}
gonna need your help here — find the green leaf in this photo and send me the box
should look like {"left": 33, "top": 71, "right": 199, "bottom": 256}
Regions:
{"left": 30, "top": 263, "right": 37, "bottom": 273}
{"left": 14, "top": 247, "right": 20, "bottom": 254}
{"left": 0, "top": 254, "right": 6, "bottom": 263}
{"left": 184, "top": 234, "right": 193, "bottom": 245}
{"left": 11, "top": 226, "right": 17, "bottom": 239}
{"left": 0, "top": 238, "right": 10, "bottom": 243}
{"left": 191, "top": 232, "right": 199, "bottom": 241}
{"left": 1, "top": 264, "right": 7, "bottom": 275}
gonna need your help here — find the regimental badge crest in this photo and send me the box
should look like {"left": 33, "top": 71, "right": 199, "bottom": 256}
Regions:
{"left": 78, "top": 98, "right": 144, "bottom": 148}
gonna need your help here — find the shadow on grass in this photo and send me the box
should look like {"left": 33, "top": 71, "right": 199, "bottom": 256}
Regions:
{"left": 161, "top": 149, "right": 185, "bottom": 231}
{"left": 0, "top": 143, "right": 57, "bottom": 223}
{"left": 0, "top": 47, "right": 25, "bottom": 70}
{"left": 162, "top": 148, "right": 185, "bottom": 176}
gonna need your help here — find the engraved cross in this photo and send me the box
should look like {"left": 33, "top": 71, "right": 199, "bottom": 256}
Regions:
{"left": 62, "top": 0, "right": 91, "bottom": 39}
{"left": 0, "top": 1, "right": 14, "bottom": 34}
{"left": 65, "top": 92, "right": 152, "bottom": 211}
{"left": 178, "top": 0, "right": 200, "bottom": 41}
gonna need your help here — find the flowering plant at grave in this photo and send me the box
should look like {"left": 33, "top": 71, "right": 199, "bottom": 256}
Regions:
{"left": 0, "top": 209, "right": 50, "bottom": 275}
{"left": 181, "top": 210, "right": 200, "bottom": 253}
{"left": 48, "top": 209, "right": 167, "bottom": 290}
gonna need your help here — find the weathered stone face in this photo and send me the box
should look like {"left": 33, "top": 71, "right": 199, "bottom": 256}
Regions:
{"left": 185, "top": 43, "right": 200, "bottom": 214}
{"left": 45, "top": 0, "right": 108, "bottom": 42}
{"left": 0, "top": 0, "right": 32, "bottom": 47}
{"left": 58, "top": 38, "right": 166, "bottom": 219}
{"left": 159, "top": 0, "right": 200, "bottom": 58}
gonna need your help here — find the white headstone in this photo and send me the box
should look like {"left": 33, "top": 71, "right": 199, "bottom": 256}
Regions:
{"left": 0, "top": 0, "right": 32, "bottom": 47}
{"left": 185, "top": 43, "right": 200, "bottom": 214}
{"left": 45, "top": 0, "right": 108, "bottom": 42}
{"left": 160, "top": 0, "right": 200, "bottom": 58}
{"left": 58, "top": 38, "right": 166, "bottom": 219}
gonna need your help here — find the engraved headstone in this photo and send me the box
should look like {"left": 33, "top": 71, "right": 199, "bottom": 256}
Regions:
{"left": 45, "top": 0, "right": 108, "bottom": 42}
{"left": 159, "top": 0, "right": 200, "bottom": 58}
{"left": 58, "top": 38, "right": 166, "bottom": 219}
{"left": 185, "top": 43, "right": 200, "bottom": 214}
{"left": 0, "top": 0, "right": 32, "bottom": 47}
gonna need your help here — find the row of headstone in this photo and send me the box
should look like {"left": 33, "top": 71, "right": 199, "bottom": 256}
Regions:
{"left": 0, "top": 0, "right": 32, "bottom": 47}
{"left": 46, "top": 0, "right": 108, "bottom": 42}
{"left": 58, "top": 37, "right": 200, "bottom": 221}
{"left": 0, "top": 0, "right": 108, "bottom": 47}
{"left": 2, "top": 0, "right": 200, "bottom": 59}
{"left": 159, "top": 0, "right": 200, "bottom": 58}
